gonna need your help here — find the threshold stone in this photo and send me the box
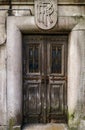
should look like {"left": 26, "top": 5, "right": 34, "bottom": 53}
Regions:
{"left": 23, "top": 123, "right": 68, "bottom": 130}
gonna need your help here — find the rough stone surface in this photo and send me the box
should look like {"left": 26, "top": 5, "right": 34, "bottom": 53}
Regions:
{"left": 59, "top": 6, "right": 85, "bottom": 17}
{"left": 12, "top": 5, "right": 34, "bottom": 16}
{"left": 77, "top": 31, "right": 85, "bottom": 119}
{"left": 6, "top": 14, "right": 85, "bottom": 129}
{"left": 13, "top": 126, "right": 21, "bottom": 130}
{"left": 0, "top": 45, "right": 6, "bottom": 125}
{"left": 23, "top": 124, "right": 68, "bottom": 130}
{"left": 6, "top": 16, "right": 83, "bottom": 129}
{"left": 59, "top": 0, "right": 85, "bottom": 3}
{"left": 0, "top": 126, "right": 7, "bottom": 130}
{"left": 0, "top": 11, "right": 7, "bottom": 45}
{"left": 0, "top": 2, "right": 83, "bottom": 130}
{"left": 7, "top": 19, "right": 22, "bottom": 125}
{"left": 68, "top": 30, "right": 81, "bottom": 127}
{"left": 78, "top": 120, "right": 85, "bottom": 130}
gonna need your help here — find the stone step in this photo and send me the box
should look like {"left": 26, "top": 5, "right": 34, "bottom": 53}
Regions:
{"left": 23, "top": 123, "right": 68, "bottom": 130}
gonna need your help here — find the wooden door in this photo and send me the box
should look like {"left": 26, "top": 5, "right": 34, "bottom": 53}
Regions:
{"left": 23, "top": 35, "right": 68, "bottom": 124}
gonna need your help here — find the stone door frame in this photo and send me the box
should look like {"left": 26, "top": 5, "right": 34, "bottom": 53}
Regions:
{"left": 7, "top": 16, "right": 85, "bottom": 128}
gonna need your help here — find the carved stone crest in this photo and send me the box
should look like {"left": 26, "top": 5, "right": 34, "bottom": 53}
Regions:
{"left": 35, "top": 0, "right": 57, "bottom": 30}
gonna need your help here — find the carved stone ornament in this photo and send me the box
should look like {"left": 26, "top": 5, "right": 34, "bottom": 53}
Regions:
{"left": 35, "top": 0, "right": 57, "bottom": 30}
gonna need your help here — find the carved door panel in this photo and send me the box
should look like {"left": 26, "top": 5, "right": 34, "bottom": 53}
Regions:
{"left": 46, "top": 36, "right": 67, "bottom": 123}
{"left": 23, "top": 35, "right": 67, "bottom": 124}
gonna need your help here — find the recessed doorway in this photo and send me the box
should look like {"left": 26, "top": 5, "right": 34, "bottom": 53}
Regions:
{"left": 23, "top": 35, "right": 68, "bottom": 124}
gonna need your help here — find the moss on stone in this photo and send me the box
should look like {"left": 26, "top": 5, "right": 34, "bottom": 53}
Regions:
{"left": 82, "top": 116, "right": 85, "bottom": 120}
{"left": 9, "top": 118, "right": 15, "bottom": 130}
{"left": 69, "top": 127, "right": 78, "bottom": 130}
{"left": 68, "top": 111, "right": 81, "bottom": 129}
{"left": 68, "top": 112, "right": 75, "bottom": 120}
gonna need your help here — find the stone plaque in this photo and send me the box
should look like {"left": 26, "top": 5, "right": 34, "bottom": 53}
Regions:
{"left": 35, "top": 0, "right": 57, "bottom": 30}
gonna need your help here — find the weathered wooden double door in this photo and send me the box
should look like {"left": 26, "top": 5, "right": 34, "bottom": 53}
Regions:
{"left": 23, "top": 35, "right": 67, "bottom": 124}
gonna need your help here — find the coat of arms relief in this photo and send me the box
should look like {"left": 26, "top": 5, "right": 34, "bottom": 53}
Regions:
{"left": 35, "top": 0, "right": 57, "bottom": 30}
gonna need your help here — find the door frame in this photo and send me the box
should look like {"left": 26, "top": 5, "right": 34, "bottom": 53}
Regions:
{"left": 7, "top": 16, "right": 82, "bottom": 128}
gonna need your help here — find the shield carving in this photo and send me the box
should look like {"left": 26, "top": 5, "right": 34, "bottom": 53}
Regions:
{"left": 35, "top": 0, "right": 57, "bottom": 30}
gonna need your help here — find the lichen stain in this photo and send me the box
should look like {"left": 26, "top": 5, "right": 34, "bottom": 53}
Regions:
{"left": 9, "top": 113, "right": 22, "bottom": 130}
{"left": 9, "top": 118, "right": 15, "bottom": 130}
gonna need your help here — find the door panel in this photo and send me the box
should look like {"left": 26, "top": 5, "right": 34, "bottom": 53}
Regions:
{"left": 23, "top": 82, "right": 42, "bottom": 123}
{"left": 23, "top": 35, "right": 68, "bottom": 124}
{"left": 47, "top": 35, "right": 67, "bottom": 76}
{"left": 47, "top": 81, "right": 67, "bottom": 123}
{"left": 23, "top": 36, "right": 43, "bottom": 124}
{"left": 28, "top": 45, "right": 40, "bottom": 73}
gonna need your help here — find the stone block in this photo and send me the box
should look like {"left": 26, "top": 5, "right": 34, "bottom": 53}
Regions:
{"left": 0, "top": 45, "right": 6, "bottom": 125}
{"left": 59, "top": 6, "right": 85, "bottom": 17}
{"left": 78, "top": 120, "right": 85, "bottom": 130}
{"left": 0, "top": 11, "right": 7, "bottom": 45}
{"left": 0, "top": 11, "right": 7, "bottom": 24}
{"left": 0, "top": 126, "right": 7, "bottom": 130}
{"left": 23, "top": 124, "right": 68, "bottom": 130}
{"left": 13, "top": 126, "right": 21, "bottom": 130}
{"left": 0, "top": 25, "right": 6, "bottom": 45}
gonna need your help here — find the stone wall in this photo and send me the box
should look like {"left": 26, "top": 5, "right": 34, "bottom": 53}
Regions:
{"left": 0, "top": 11, "right": 7, "bottom": 130}
{"left": 0, "top": 2, "right": 85, "bottom": 130}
